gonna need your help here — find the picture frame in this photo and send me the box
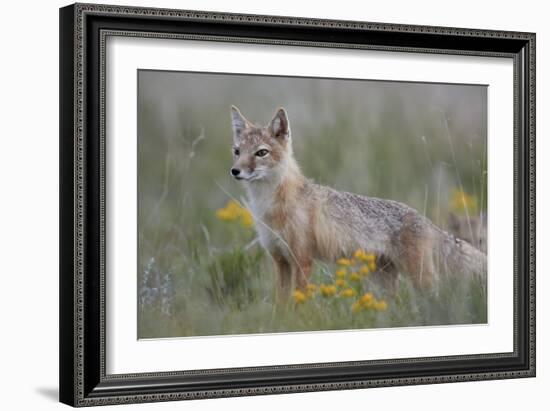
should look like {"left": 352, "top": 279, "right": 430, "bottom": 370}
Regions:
{"left": 59, "top": 2, "right": 535, "bottom": 407}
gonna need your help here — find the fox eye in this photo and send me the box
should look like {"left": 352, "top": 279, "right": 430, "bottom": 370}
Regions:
{"left": 255, "top": 149, "right": 269, "bottom": 157}
{"left": 233, "top": 148, "right": 240, "bottom": 156}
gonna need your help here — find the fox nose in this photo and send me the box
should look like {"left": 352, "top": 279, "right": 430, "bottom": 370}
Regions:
{"left": 230, "top": 168, "right": 241, "bottom": 176}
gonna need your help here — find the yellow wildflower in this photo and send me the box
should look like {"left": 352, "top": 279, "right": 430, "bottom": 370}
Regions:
{"left": 353, "top": 249, "right": 368, "bottom": 262}
{"left": 349, "top": 272, "right": 361, "bottom": 282}
{"left": 352, "top": 301, "right": 363, "bottom": 314}
{"left": 352, "top": 292, "right": 388, "bottom": 313}
{"left": 215, "top": 200, "right": 254, "bottom": 228}
{"left": 305, "top": 284, "right": 317, "bottom": 298}
{"left": 360, "top": 292, "right": 374, "bottom": 307}
{"left": 359, "top": 265, "right": 370, "bottom": 276}
{"left": 320, "top": 284, "right": 337, "bottom": 297}
{"left": 374, "top": 300, "right": 388, "bottom": 311}
{"left": 354, "top": 249, "right": 377, "bottom": 263}
{"left": 335, "top": 268, "right": 347, "bottom": 278}
{"left": 336, "top": 258, "right": 352, "bottom": 266}
{"left": 340, "top": 288, "right": 357, "bottom": 298}
{"left": 293, "top": 289, "right": 307, "bottom": 305}
{"left": 215, "top": 208, "right": 234, "bottom": 221}
{"left": 240, "top": 210, "right": 254, "bottom": 227}
{"left": 450, "top": 188, "right": 478, "bottom": 214}
{"left": 368, "top": 261, "right": 377, "bottom": 272}
{"left": 360, "top": 292, "right": 374, "bottom": 303}
{"left": 335, "top": 278, "right": 347, "bottom": 288}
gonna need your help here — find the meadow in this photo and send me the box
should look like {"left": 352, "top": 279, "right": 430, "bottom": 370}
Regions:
{"left": 137, "top": 70, "right": 487, "bottom": 338}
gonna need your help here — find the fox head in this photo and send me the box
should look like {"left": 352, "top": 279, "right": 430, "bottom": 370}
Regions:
{"left": 229, "top": 106, "right": 292, "bottom": 183}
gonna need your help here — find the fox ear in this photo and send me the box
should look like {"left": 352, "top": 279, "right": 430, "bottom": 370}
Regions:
{"left": 269, "top": 108, "right": 290, "bottom": 141}
{"left": 231, "top": 105, "right": 249, "bottom": 140}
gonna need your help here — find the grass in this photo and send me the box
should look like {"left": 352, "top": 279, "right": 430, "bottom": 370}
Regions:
{"left": 137, "top": 70, "right": 487, "bottom": 339}
{"left": 138, "top": 236, "right": 487, "bottom": 338}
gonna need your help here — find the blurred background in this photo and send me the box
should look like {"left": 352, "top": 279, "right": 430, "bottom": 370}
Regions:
{"left": 138, "top": 70, "right": 487, "bottom": 338}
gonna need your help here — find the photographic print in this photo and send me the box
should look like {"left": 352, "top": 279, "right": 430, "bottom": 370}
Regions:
{"left": 60, "top": 5, "right": 535, "bottom": 405}
{"left": 137, "top": 70, "right": 488, "bottom": 339}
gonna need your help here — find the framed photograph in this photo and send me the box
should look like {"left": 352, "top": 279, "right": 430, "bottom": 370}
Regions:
{"left": 59, "top": 3, "right": 535, "bottom": 407}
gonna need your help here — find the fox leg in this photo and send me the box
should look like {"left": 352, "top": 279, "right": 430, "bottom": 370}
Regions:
{"left": 407, "top": 246, "right": 436, "bottom": 290}
{"left": 293, "top": 257, "right": 313, "bottom": 291}
{"left": 394, "top": 236, "right": 436, "bottom": 289}
{"left": 371, "top": 256, "right": 400, "bottom": 295}
{"left": 394, "top": 213, "right": 437, "bottom": 290}
{"left": 270, "top": 251, "right": 292, "bottom": 302}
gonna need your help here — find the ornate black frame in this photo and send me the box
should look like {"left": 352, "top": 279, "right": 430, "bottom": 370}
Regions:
{"left": 59, "top": 3, "right": 536, "bottom": 407}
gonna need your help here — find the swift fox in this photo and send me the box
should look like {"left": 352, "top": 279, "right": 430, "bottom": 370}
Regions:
{"left": 229, "top": 106, "right": 487, "bottom": 297}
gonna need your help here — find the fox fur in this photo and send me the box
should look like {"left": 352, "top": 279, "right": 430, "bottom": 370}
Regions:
{"left": 229, "top": 105, "right": 487, "bottom": 297}
{"left": 448, "top": 212, "right": 487, "bottom": 254}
